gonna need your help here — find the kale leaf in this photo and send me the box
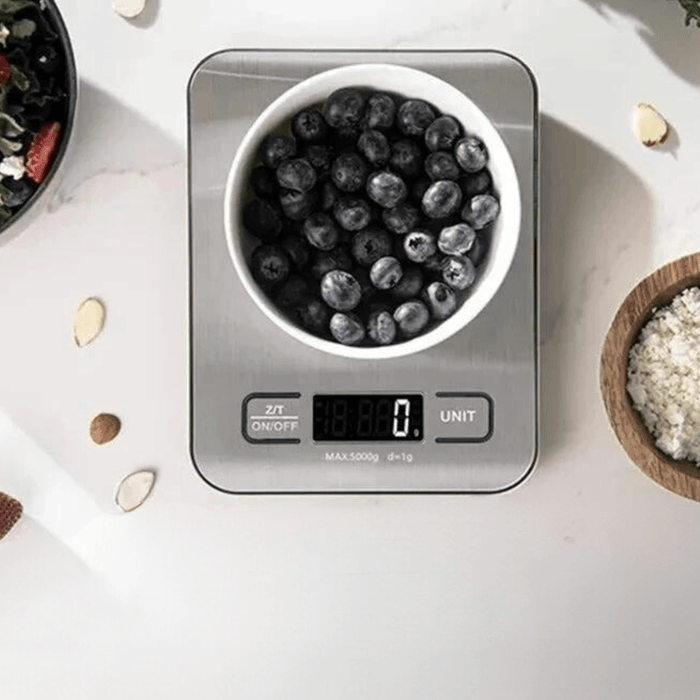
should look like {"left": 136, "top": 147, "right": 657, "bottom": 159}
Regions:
{"left": 677, "top": 0, "right": 700, "bottom": 27}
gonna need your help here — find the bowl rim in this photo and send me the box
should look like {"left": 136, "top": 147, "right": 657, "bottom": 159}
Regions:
{"left": 600, "top": 250, "right": 700, "bottom": 501}
{"left": 224, "top": 62, "right": 521, "bottom": 359}
{"left": 0, "top": 0, "right": 78, "bottom": 238}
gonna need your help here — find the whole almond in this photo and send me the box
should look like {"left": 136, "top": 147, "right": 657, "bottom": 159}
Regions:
{"left": 90, "top": 413, "right": 121, "bottom": 445}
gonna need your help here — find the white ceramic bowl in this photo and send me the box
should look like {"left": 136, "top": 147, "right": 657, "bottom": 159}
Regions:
{"left": 224, "top": 63, "right": 521, "bottom": 359}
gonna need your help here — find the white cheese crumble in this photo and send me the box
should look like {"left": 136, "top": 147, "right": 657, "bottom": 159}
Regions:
{"left": 627, "top": 286, "right": 700, "bottom": 464}
{"left": 0, "top": 155, "right": 25, "bottom": 180}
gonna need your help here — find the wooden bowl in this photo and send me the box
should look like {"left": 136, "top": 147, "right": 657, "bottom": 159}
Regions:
{"left": 600, "top": 252, "right": 700, "bottom": 501}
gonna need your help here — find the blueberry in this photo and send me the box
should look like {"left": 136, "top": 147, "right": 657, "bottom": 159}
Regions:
{"left": 22, "top": 100, "right": 54, "bottom": 131}
{"left": 311, "top": 247, "right": 353, "bottom": 280}
{"left": 295, "top": 297, "right": 331, "bottom": 335}
{"left": 394, "top": 300, "right": 430, "bottom": 338}
{"left": 422, "top": 180, "right": 463, "bottom": 219}
{"left": 280, "top": 233, "right": 312, "bottom": 269}
{"left": 250, "top": 244, "right": 292, "bottom": 287}
{"left": 279, "top": 188, "right": 317, "bottom": 221}
{"left": 242, "top": 199, "right": 283, "bottom": 241}
{"left": 275, "top": 275, "right": 309, "bottom": 308}
{"left": 357, "top": 130, "right": 390, "bottom": 168}
{"left": 334, "top": 195, "right": 372, "bottom": 231}
{"left": 403, "top": 230, "right": 437, "bottom": 263}
{"left": 391, "top": 233, "right": 408, "bottom": 262}
{"left": 1, "top": 177, "right": 34, "bottom": 208}
{"left": 425, "top": 116, "right": 461, "bottom": 152}
{"left": 331, "top": 152, "right": 369, "bottom": 192}
{"left": 390, "top": 139, "right": 423, "bottom": 179}
{"left": 461, "top": 194, "right": 500, "bottom": 230}
{"left": 370, "top": 256, "right": 403, "bottom": 290}
{"left": 422, "top": 255, "right": 445, "bottom": 276}
{"left": 397, "top": 100, "right": 437, "bottom": 137}
{"left": 461, "top": 169, "right": 492, "bottom": 198}
{"left": 438, "top": 223, "right": 476, "bottom": 255}
{"left": 364, "top": 93, "right": 397, "bottom": 131}
{"left": 424, "top": 281, "right": 457, "bottom": 320}
{"left": 352, "top": 266, "right": 375, "bottom": 302}
{"left": 411, "top": 177, "right": 431, "bottom": 203}
{"left": 304, "top": 144, "right": 332, "bottom": 178}
{"left": 390, "top": 266, "right": 424, "bottom": 300}
{"left": 321, "top": 182, "right": 340, "bottom": 211}
{"left": 261, "top": 135, "right": 296, "bottom": 169}
{"left": 34, "top": 44, "right": 63, "bottom": 75}
{"left": 351, "top": 226, "right": 393, "bottom": 266}
{"left": 454, "top": 136, "right": 488, "bottom": 173}
{"left": 276, "top": 158, "right": 317, "bottom": 193}
{"left": 303, "top": 212, "right": 340, "bottom": 251}
{"left": 425, "top": 152, "right": 460, "bottom": 181}
{"left": 467, "top": 235, "right": 488, "bottom": 267}
{"left": 328, "top": 127, "right": 360, "bottom": 152}
{"left": 292, "top": 109, "right": 328, "bottom": 142}
{"left": 35, "top": 44, "right": 61, "bottom": 74}
{"left": 366, "top": 171, "right": 407, "bottom": 208}
{"left": 442, "top": 255, "right": 476, "bottom": 290}
{"left": 368, "top": 310, "right": 397, "bottom": 345}
{"left": 250, "top": 165, "right": 277, "bottom": 199}
{"left": 320, "top": 270, "right": 362, "bottom": 312}
{"left": 323, "top": 88, "right": 366, "bottom": 131}
{"left": 330, "top": 313, "right": 366, "bottom": 345}
{"left": 382, "top": 202, "right": 419, "bottom": 235}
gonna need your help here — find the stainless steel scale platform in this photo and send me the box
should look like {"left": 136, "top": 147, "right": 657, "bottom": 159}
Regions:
{"left": 188, "top": 50, "right": 539, "bottom": 494}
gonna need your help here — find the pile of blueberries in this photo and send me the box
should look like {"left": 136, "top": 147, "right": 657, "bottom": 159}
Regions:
{"left": 242, "top": 87, "right": 500, "bottom": 347}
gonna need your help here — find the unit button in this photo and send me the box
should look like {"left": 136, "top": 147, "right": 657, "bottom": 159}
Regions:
{"left": 243, "top": 393, "right": 301, "bottom": 444}
{"left": 434, "top": 392, "right": 493, "bottom": 443}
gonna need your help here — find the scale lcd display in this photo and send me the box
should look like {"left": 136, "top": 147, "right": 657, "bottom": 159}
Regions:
{"left": 313, "top": 394, "right": 423, "bottom": 442}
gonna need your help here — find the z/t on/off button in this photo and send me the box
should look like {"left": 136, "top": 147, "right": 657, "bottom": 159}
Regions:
{"left": 243, "top": 393, "right": 301, "bottom": 444}
{"left": 435, "top": 392, "right": 493, "bottom": 443}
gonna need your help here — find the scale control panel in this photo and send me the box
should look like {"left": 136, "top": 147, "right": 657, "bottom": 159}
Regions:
{"left": 242, "top": 392, "right": 494, "bottom": 446}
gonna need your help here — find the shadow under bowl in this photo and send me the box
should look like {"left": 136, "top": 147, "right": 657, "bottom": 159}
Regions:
{"left": 600, "top": 251, "right": 700, "bottom": 501}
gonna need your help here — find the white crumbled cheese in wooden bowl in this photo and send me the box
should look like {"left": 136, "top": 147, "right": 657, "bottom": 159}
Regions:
{"left": 627, "top": 287, "right": 700, "bottom": 465}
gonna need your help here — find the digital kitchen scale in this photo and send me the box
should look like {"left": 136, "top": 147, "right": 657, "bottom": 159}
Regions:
{"left": 188, "top": 50, "right": 539, "bottom": 494}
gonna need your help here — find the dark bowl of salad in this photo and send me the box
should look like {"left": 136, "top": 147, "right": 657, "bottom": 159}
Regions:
{"left": 0, "top": 0, "right": 77, "bottom": 243}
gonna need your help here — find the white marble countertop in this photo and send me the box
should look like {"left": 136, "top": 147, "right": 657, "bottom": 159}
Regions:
{"left": 3, "top": 1, "right": 700, "bottom": 698}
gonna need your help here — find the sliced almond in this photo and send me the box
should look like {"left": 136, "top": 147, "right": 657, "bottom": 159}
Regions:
{"left": 116, "top": 470, "right": 156, "bottom": 512}
{"left": 90, "top": 413, "right": 121, "bottom": 445}
{"left": 74, "top": 298, "right": 105, "bottom": 347}
{"left": 112, "top": 0, "right": 147, "bottom": 18}
{"left": 633, "top": 103, "right": 670, "bottom": 148}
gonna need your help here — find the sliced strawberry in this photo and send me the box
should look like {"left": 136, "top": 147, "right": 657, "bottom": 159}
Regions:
{"left": 0, "top": 491, "right": 22, "bottom": 541}
{"left": 25, "top": 122, "right": 61, "bottom": 185}
{"left": 0, "top": 54, "right": 11, "bottom": 85}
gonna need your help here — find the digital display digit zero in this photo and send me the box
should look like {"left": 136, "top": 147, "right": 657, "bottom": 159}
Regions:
{"left": 313, "top": 394, "right": 423, "bottom": 442}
